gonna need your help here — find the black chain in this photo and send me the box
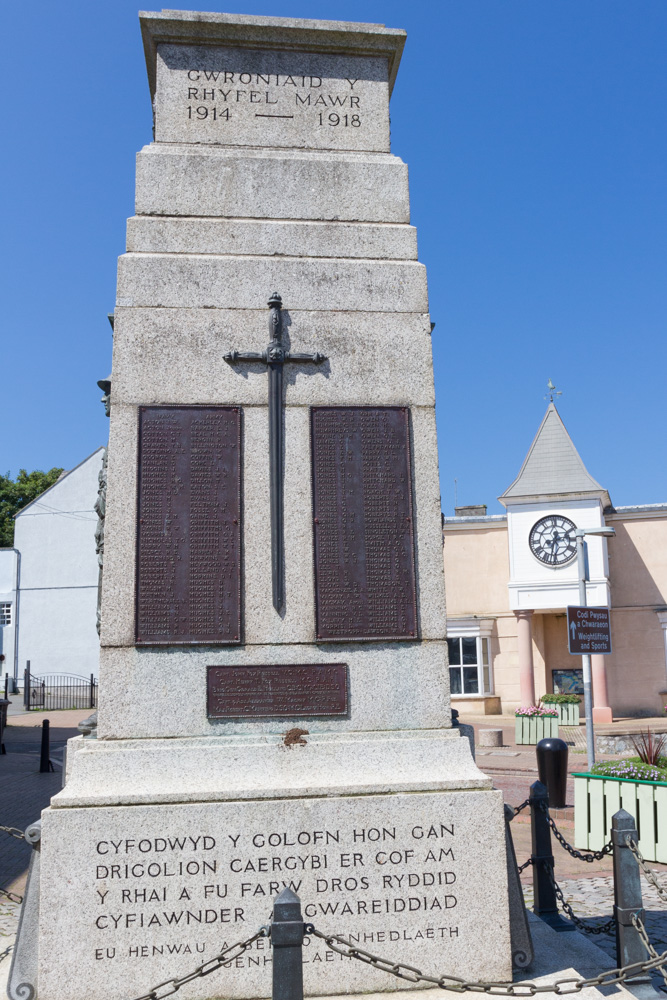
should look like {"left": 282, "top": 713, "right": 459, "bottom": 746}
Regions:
{"left": 0, "top": 886, "right": 23, "bottom": 904}
{"left": 513, "top": 799, "right": 531, "bottom": 816}
{"left": 540, "top": 804, "right": 612, "bottom": 862}
{"left": 125, "top": 926, "right": 268, "bottom": 1000}
{"left": 633, "top": 911, "right": 667, "bottom": 987}
{"left": 627, "top": 839, "right": 667, "bottom": 904}
{"left": 0, "top": 826, "right": 25, "bottom": 841}
{"left": 517, "top": 859, "right": 533, "bottom": 874}
{"left": 0, "top": 944, "right": 14, "bottom": 965}
{"left": 542, "top": 863, "right": 615, "bottom": 935}
{"left": 308, "top": 922, "right": 667, "bottom": 994}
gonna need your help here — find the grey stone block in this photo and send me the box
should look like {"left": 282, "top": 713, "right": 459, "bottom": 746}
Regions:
{"left": 109, "top": 308, "right": 435, "bottom": 407}
{"left": 155, "top": 43, "right": 390, "bottom": 153}
{"left": 135, "top": 144, "right": 411, "bottom": 222}
{"left": 479, "top": 729, "right": 503, "bottom": 747}
{"left": 126, "top": 216, "right": 418, "bottom": 260}
{"left": 98, "top": 641, "right": 451, "bottom": 740}
{"left": 140, "top": 9, "right": 406, "bottom": 100}
{"left": 39, "top": 783, "right": 512, "bottom": 996}
{"left": 116, "top": 254, "right": 428, "bottom": 311}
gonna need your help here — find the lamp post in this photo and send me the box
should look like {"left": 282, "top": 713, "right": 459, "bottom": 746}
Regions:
{"left": 574, "top": 526, "right": 615, "bottom": 770}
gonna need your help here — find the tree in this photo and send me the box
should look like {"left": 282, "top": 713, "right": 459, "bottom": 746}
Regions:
{"left": 0, "top": 467, "right": 65, "bottom": 547}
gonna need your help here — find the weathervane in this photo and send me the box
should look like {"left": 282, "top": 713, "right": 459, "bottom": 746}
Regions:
{"left": 545, "top": 379, "right": 562, "bottom": 404}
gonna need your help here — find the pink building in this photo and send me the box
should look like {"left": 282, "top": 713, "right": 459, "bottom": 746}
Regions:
{"left": 443, "top": 404, "right": 667, "bottom": 718}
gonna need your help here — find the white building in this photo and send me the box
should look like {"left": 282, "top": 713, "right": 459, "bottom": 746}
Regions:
{"left": 1, "top": 448, "right": 104, "bottom": 690}
{"left": 0, "top": 548, "right": 18, "bottom": 685}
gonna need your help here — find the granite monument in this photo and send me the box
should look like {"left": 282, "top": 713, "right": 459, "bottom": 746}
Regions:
{"left": 19, "top": 11, "right": 512, "bottom": 1000}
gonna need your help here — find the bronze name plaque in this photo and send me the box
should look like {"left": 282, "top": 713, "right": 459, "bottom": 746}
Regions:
{"left": 207, "top": 664, "right": 348, "bottom": 718}
{"left": 311, "top": 406, "right": 418, "bottom": 641}
{"left": 136, "top": 406, "right": 242, "bottom": 645}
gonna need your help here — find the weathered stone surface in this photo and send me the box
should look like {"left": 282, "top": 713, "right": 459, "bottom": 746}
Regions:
{"left": 116, "top": 254, "right": 428, "bottom": 312}
{"left": 126, "top": 217, "right": 418, "bottom": 260}
{"left": 97, "top": 640, "right": 450, "bottom": 740}
{"left": 135, "top": 145, "right": 411, "bottom": 222}
{"left": 39, "top": 785, "right": 511, "bottom": 999}
{"left": 57, "top": 729, "right": 479, "bottom": 805}
{"left": 99, "top": 405, "right": 445, "bottom": 652}
{"left": 109, "top": 309, "right": 435, "bottom": 407}
{"left": 140, "top": 10, "right": 406, "bottom": 99}
{"left": 155, "top": 43, "right": 390, "bottom": 152}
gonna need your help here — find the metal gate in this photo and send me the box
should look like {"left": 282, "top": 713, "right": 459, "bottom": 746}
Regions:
{"left": 23, "top": 669, "right": 97, "bottom": 711}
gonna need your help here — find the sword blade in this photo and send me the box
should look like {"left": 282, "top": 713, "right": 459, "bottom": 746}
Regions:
{"left": 268, "top": 363, "right": 284, "bottom": 612}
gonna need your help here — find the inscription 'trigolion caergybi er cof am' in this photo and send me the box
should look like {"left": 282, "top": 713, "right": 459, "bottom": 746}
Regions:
{"left": 154, "top": 44, "right": 390, "bottom": 150}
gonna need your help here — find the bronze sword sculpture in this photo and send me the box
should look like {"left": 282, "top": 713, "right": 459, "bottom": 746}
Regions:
{"left": 224, "top": 292, "right": 327, "bottom": 613}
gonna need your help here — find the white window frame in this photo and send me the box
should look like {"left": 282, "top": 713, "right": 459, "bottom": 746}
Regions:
{"left": 0, "top": 603, "right": 11, "bottom": 627}
{"left": 446, "top": 618, "right": 494, "bottom": 697}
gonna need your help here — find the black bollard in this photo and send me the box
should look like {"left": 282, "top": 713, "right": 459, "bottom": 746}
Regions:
{"left": 39, "top": 719, "right": 53, "bottom": 773}
{"left": 536, "top": 737, "right": 569, "bottom": 809}
{"left": 271, "top": 887, "right": 305, "bottom": 1000}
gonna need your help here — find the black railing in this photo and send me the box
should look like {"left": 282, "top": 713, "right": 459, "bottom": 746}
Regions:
{"left": 23, "top": 669, "right": 97, "bottom": 711}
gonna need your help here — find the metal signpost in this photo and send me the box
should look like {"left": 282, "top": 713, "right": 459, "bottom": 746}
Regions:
{"left": 570, "top": 527, "right": 615, "bottom": 770}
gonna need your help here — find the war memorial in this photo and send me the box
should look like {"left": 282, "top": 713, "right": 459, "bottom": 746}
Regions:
{"left": 11, "top": 10, "right": 513, "bottom": 999}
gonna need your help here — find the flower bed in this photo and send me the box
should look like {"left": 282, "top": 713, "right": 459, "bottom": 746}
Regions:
{"left": 541, "top": 694, "right": 581, "bottom": 727}
{"left": 573, "top": 768, "right": 667, "bottom": 863}
{"left": 514, "top": 706, "right": 558, "bottom": 745}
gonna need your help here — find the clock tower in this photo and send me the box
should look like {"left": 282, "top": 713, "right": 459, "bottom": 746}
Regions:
{"left": 498, "top": 403, "right": 613, "bottom": 721}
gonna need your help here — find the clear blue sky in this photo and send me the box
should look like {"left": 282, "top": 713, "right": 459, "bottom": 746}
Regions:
{"left": 2, "top": 1, "right": 666, "bottom": 513}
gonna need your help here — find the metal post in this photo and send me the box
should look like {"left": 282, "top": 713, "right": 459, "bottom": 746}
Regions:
{"left": 39, "top": 719, "right": 53, "bottom": 773}
{"left": 271, "top": 887, "right": 305, "bottom": 1000}
{"left": 23, "top": 661, "right": 30, "bottom": 710}
{"left": 90, "top": 673, "right": 95, "bottom": 709}
{"left": 576, "top": 534, "right": 596, "bottom": 770}
{"left": 530, "top": 780, "right": 567, "bottom": 928}
{"left": 612, "top": 809, "right": 648, "bottom": 977}
{"left": 4, "top": 672, "right": 7, "bottom": 700}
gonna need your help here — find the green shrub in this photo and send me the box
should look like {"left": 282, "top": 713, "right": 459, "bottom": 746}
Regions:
{"left": 541, "top": 693, "right": 581, "bottom": 705}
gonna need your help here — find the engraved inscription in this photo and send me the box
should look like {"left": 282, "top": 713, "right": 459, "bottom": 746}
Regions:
{"left": 136, "top": 407, "right": 241, "bottom": 645}
{"left": 155, "top": 44, "right": 389, "bottom": 152}
{"left": 311, "top": 407, "right": 418, "bottom": 641}
{"left": 71, "top": 796, "right": 484, "bottom": 996}
{"left": 207, "top": 664, "right": 347, "bottom": 718}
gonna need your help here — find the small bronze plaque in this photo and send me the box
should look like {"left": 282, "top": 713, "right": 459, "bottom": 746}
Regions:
{"left": 207, "top": 664, "right": 348, "bottom": 718}
{"left": 311, "top": 406, "right": 418, "bottom": 641}
{"left": 136, "top": 406, "right": 242, "bottom": 645}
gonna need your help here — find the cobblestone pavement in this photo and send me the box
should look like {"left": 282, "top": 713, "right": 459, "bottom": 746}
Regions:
{"left": 522, "top": 873, "right": 667, "bottom": 968}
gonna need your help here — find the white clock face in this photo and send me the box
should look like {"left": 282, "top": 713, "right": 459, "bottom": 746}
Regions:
{"left": 529, "top": 515, "right": 577, "bottom": 566}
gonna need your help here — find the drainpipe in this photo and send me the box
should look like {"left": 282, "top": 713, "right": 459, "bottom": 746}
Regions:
{"left": 12, "top": 548, "right": 20, "bottom": 694}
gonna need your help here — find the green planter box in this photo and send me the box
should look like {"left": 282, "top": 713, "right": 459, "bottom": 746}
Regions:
{"left": 515, "top": 715, "right": 558, "bottom": 745}
{"left": 557, "top": 703, "right": 580, "bottom": 726}
{"left": 574, "top": 772, "right": 667, "bottom": 863}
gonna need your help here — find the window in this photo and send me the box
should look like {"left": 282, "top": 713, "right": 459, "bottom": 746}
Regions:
{"left": 0, "top": 603, "right": 11, "bottom": 626}
{"left": 447, "top": 635, "right": 493, "bottom": 695}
